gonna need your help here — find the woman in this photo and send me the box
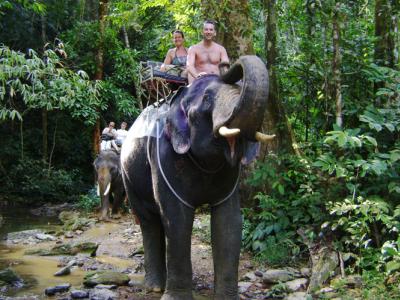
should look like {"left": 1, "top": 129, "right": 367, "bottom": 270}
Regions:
{"left": 160, "top": 30, "right": 188, "bottom": 75}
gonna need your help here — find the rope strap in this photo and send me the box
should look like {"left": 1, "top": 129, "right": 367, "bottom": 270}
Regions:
{"left": 148, "top": 120, "right": 240, "bottom": 210}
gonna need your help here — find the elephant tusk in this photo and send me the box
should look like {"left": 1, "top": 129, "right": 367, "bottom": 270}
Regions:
{"left": 104, "top": 182, "right": 111, "bottom": 196}
{"left": 218, "top": 126, "right": 240, "bottom": 137}
{"left": 96, "top": 184, "right": 100, "bottom": 196}
{"left": 255, "top": 131, "right": 276, "bottom": 143}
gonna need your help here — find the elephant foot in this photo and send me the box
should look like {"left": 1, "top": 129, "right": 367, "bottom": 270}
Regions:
{"left": 111, "top": 213, "right": 121, "bottom": 219}
{"left": 98, "top": 215, "right": 111, "bottom": 222}
{"left": 144, "top": 277, "right": 165, "bottom": 294}
{"left": 161, "top": 290, "right": 193, "bottom": 300}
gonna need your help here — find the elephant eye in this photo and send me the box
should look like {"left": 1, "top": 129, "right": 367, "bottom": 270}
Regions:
{"left": 188, "top": 108, "right": 199, "bottom": 125}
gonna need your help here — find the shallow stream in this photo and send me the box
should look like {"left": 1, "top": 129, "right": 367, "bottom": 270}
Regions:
{"left": 0, "top": 205, "right": 211, "bottom": 299}
{"left": 0, "top": 205, "right": 83, "bottom": 297}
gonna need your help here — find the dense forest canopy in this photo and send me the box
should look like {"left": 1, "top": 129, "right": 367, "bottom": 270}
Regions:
{"left": 0, "top": 0, "right": 399, "bottom": 296}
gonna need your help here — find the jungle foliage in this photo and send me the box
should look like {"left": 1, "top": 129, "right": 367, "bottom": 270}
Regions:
{"left": 0, "top": 0, "right": 399, "bottom": 294}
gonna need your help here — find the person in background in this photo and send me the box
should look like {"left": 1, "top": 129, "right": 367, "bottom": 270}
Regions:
{"left": 160, "top": 30, "right": 188, "bottom": 76}
{"left": 187, "top": 20, "right": 229, "bottom": 84}
{"left": 100, "top": 121, "right": 117, "bottom": 151}
{"left": 115, "top": 121, "right": 128, "bottom": 147}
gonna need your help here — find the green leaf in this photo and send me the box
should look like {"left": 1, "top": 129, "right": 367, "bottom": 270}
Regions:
{"left": 386, "top": 261, "right": 400, "bottom": 273}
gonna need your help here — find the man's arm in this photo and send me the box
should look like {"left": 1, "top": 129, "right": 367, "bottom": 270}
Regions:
{"left": 186, "top": 46, "right": 198, "bottom": 80}
{"left": 220, "top": 46, "right": 229, "bottom": 64}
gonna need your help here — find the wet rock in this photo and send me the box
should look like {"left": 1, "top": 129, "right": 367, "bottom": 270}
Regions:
{"left": 54, "top": 266, "right": 71, "bottom": 276}
{"left": 83, "top": 271, "right": 129, "bottom": 287}
{"left": 254, "top": 270, "right": 263, "bottom": 277}
{"left": 95, "top": 284, "right": 117, "bottom": 290}
{"left": 89, "top": 288, "right": 116, "bottom": 300}
{"left": 242, "top": 271, "right": 258, "bottom": 282}
{"left": 0, "top": 268, "right": 22, "bottom": 284}
{"left": 67, "top": 259, "right": 78, "bottom": 267}
{"left": 238, "top": 281, "right": 253, "bottom": 293}
{"left": 25, "top": 241, "right": 98, "bottom": 256}
{"left": 59, "top": 211, "right": 94, "bottom": 232}
{"left": 300, "top": 268, "right": 311, "bottom": 278}
{"left": 285, "top": 278, "right": 308, "bottom": 292}
{"left": 73, "top": 242, "right": 99, "bottom": 256}
{"left": 44, "top": 283, "right": 71, "bottom": 296}
{"left": 65, "top": 231, "right": 74, "bottom": 238}
{"left": 35, "top": 233, "right": 56, "bottom": 241}
{"left": 6, "top": 229, "right": 42, "bottom": 242}
{"left": 262, "top": 269, "right": 296, "bottom": 283}
{"left": 0, "top": 296, "right": 39, "bottom": 300}
{"left": 284, "top": 291, "right": 310, "bottom": 300}
{"left": 71, "top": 289, "right": 89, "bottom": 299}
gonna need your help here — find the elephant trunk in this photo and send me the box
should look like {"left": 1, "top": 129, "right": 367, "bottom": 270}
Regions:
{"left": 213, "top": 56, "right": 269, "bottom": 140}
{"left": 98, "top": 167, "right": 112, "bottom": 220}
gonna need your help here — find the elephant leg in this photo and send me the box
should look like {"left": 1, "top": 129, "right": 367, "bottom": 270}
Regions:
{"left": 124, "top": 178, "right": 167, "bottom": 291}
{"left": 160, "top": 202, "right": 195, "bottom": 300}
{"left": 211, "top": 195, "right": 242, "bottom": 300}
{"left": 100, "top": 194, "right": 110, "bottom": 221}
{"left": 111, "top": 189, "right": 123, "bottom": 215}
{"left": 140, "top": 216, "right": 167, "bottom": 291}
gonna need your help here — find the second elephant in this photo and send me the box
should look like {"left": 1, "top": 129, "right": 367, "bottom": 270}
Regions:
{"left": 94, "top": 150, "right": 125, "bottom": 220}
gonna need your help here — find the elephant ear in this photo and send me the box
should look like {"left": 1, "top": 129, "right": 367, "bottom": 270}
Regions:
{"left": 166, "top": 100, "right": 191, "bottom": 154}
{"left": 241, "top": 142, "right": 260, "bottom": 165}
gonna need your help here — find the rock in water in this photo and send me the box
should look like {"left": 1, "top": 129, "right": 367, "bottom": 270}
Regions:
{"left": 83, "top": 271, "right": 129, "bottom": 287}
{"left": 25, "top": 241, "right": 98, "bottom": 256}
{"left": 71, "top": 289, "right": 89, "bottom": 299}
{"left": 0, "top": 268, "right": 22, "bottom": 284}
{"left": 35, "top": 233, "right": 56, "bottom": 241}
{"left": 44, "top": 283, "right": 71, "bottom": 296}
{"left": 54, "top": 266, "right": 71, "bottom": 276}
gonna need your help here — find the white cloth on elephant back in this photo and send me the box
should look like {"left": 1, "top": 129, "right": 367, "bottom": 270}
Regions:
{"left": 130, "top": 104, "right": 169, "bottom": 138}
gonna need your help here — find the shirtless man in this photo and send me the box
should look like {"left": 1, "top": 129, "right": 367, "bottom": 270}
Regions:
{"left": 187, "top": 20, "right": 229, "bottom": 84}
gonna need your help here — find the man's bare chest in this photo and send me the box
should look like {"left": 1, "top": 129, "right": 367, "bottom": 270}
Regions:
{"left": 196, "top": 49, "right": 221, "bottom": 65}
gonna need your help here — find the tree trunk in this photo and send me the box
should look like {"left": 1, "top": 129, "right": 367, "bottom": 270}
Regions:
{"left": 304, "top": 0, "right": 317, "bottom": 141}
{"left": 200, "top": 0, "right": 254, "bottom": 60}
{"left": 332, "top": 2, "right": 342, "bottom": 128}
{"left": 262, "top": 0, "right": 298, "bottom": 156}
{"left": 93, "top": 0, "right": 108, "bottom": 156}
{"left": 374, "top": 0, "right": 395, "bottom": 67}
{"left": 41, "top": 14, "right": 48, "bottom": 162}
{"left": 391, "top": 0, "right": 399, "bottom": 66}
{"left": 122, "top": 26, "right": 130, "bottom": 48}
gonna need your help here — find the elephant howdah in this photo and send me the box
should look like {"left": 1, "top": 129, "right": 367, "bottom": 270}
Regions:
{"left": 121, "top": 55, "right": 270, "bottom": 300}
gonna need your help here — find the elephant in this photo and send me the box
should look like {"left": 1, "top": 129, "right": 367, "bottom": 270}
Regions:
{"left": 93, "top": 150, "right": 125, "bottom": 220}
{"left": 121, "top": 56, "right": 273, "bottom": 299}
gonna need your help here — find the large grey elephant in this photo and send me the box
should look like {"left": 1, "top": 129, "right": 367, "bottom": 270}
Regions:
{"left": 93, "top": 150, "right": 125, "bottom": 220}
{"left": 121, "top": 56, "right": 272, "bottom": 299}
